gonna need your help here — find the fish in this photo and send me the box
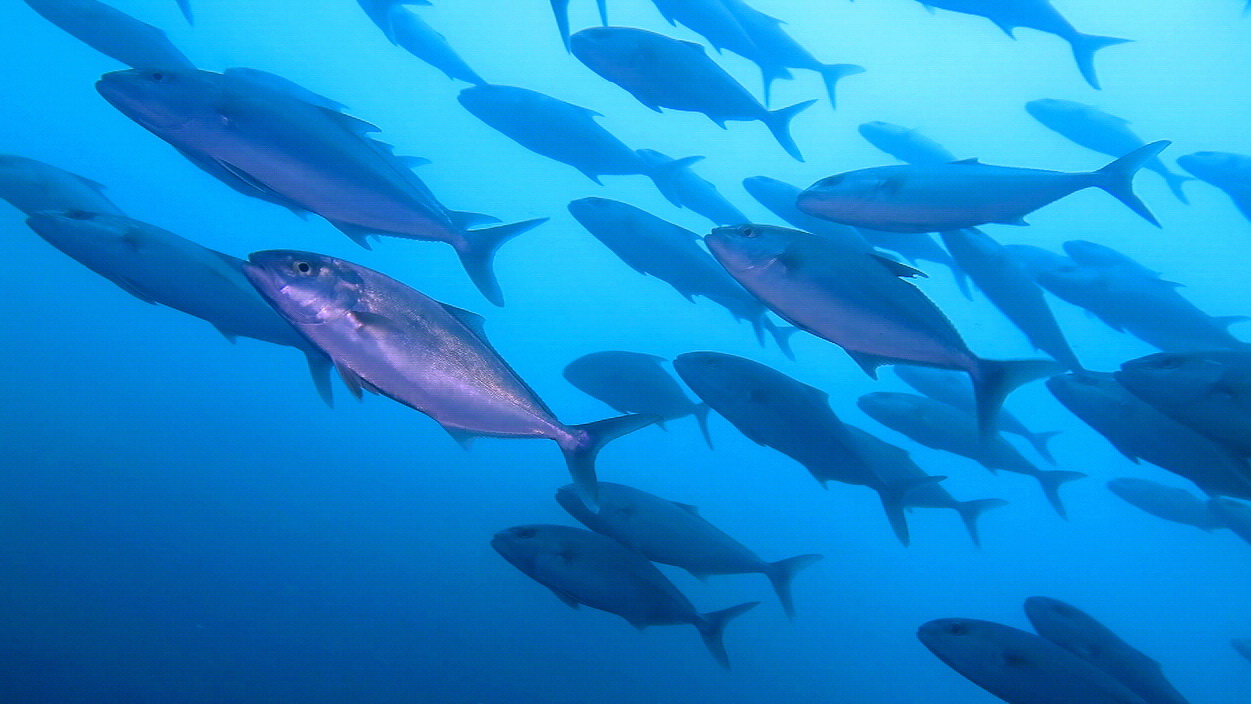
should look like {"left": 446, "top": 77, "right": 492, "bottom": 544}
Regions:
{"left": 1106, "top": 478, "right": 1227, "bottom": 533}
{"left": 796, "top": 141, "right": 1168, "bottom": 233}
{"left": 0, "top": 155, "right": 125, "bottom": 216}
{"left": 1116, "top": 350, "right": 1251, "bottom": 458}
{"left": 857, "top": 391, "right": 1084, "bottom": 517}
{"left": 648, "top": 0, "right": 759, "bottom": 61}
{"left": 635, "top": 149, "right": 747, "bottom": 226}
{"left": 939, "top": 228, "right": 1082, "bottom": 370}
{"left": 1025, "top": 596, "right": 1193, "bottom": 704}
{"left": 96, "top": 67, "right": 546, "bottom": 306}
{"left": 1047, "top": 372, "right": 1251, "bottom": 500}
{"left": 842, "top": 423, "right": 1006, "bottom": 547}
{"left": 563, "top": 351, "right": 712, "bottom": 448}
{"left": 1233, "top": 638, "right": 1251, "bottom": 664}
{"left": 23, "top": 0, "right": 195, "bottom": 70}
{"left": 1177, "top": 151, "right": 1251, "bottom": 223}
{"left": 894, "top": 365, "right": 1061, "bottom": 463}
{"left": 26, "top": 212, "right": 334, "bottom": 405}
{"left": 857, "top": 121, "right": 956, "bottom": 165}
{"left": 383, "top": 4, "right": 487, "bottom": 85}
{"left": 569, "top": 26, "right": 815, "bottom": 161}
{"left": 704, "top": 223, "right": 1060, "bottom": 432}
{"left": 175, "top": 0, "right": 191, "bottom": 23}
{"left": 1025, "top": 99, "right": 1192, "bottom": 203}
{"left": 673, "top": 351, "right": 939, "bottom": 545}
{"left": 918, "top": 618, "right": 1154, "bottom": 704}
{"left": 458, "top": 85, "right": 698, "bottom": 188}
{"left": 914, "top": 0, "right": 1131, "bottom": 89}
{"left": 491, "top": 524, "right": 757, "bottom": 668}
{"left": 554, "top": 482, "right": 822, "bottom": 618}
{"left": 550, "top": 0, "right": 608, "bottom": 52}
{"left": 242, "top": 250, "right": 656, "bottom": 504}
{"left": 1209, "top": 497, "right": 1251, "bottom": 546}
{"left": 568, "top": 198, "right": 793, "bottom": 356}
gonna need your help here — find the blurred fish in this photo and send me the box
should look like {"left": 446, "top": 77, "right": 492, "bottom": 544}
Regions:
{"left": 858, "top": 121, "right": 956, "bottom": 165}
{"left": 458, "top": 85, "right": 697, "bottom": 187}
{"left": 636, "top": 149, "right": 747, "bottom": 226}
{"left": 914, "top": 1, "right": 1131, "bottom": 89}
{"left": 1209, "top": 497, "right": 1251, "bottom": 546}
{"left": 895, "top": 365, "right": 1060, "bottom": 463}
{"left": 918, "top": 618, "right": 1153, "bottom": 704}
{"left": 568, "top": 198, "right": 793, "bottom": 356}
{"left": 648, "top": 0, "right": 758, "bottom": 60}
{"left": 705, "top": 223, "right": 1060, "bottom": 432}
{"left": 550, "top": 0, "right": 608, "bottom": 52}
{"left": 1117, "top": 350, "right": 1251, "bottom": 457}
{"left": 1025, "top": 596, "right": 1192, "bottom": 704}
{"left": 1025, "top": 99, "right": 1192, "bottom": 203}
{"left": 382, "top": 4, "right": 487, "bottom": 85}
{"left": 0, "top": 155, "right": 124, "bottom": 216}
{"left": 570, "top": 26, "right": 815, "bottom": 160}
{"left": 939, "top": 228, "right": 1082, "bottom": 370}
{"left": 555, "top": 482, "right": 821, "bottom": 618}
{"left": 26, "top": 212, "right": 334, "bottom": 405}
{"left": 24, "top": 0, "right": 195, "bottom": 70}
{"left": 858, "top": 391, "right": 1084, "bottom": 516}
{"left": 1106, "top": 478, "right": 1226, "bottom": 532}
{"left": 1233, "top": 638, "right": 1251, "bottom": 664}
{"left": 175, "top": 0, "right": 191, "bottom": 23}
{"left": 674, "top": 351, "right": 938, "bottom": 545}
{"left": 797, "top": 141, "right": 1168, "bottom": 233}
{"left": 563, "top": 351, "right": 712, "bottom": 448}
{"left": 1178, "top": 151, "right": 1251, "bottom": 223}
{"left": 491, "top": 524, "right": 757, "bottom": 668}
{"left": 1047, "top": 372, "right": 1251, "bottom": 500}
{"left": 96, "top": 67, "right": 546, "bottom": 306}
{"left": 243, "top": 250, "right": 655, "bottom": 504}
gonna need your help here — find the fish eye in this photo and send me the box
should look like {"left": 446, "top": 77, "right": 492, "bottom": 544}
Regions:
{"left": 819, "top": 175, "right": 844, "bottom": 188}
{"left": 741, "top": 227, "right": 758, "bottom": 238}
{"left": 63, "top": 210, "right": 94, "bottom": 220}
{"left": 1070, "top": 374, "right": 1099, "bottom": 387}
{"left": 512, "top": 527, "right": 536, "bottom": 539}
{"left": 1154, "top": 355, "right": 1185, "bottom": 370}
{"left": 946, "top": 622, "right": 969, "bottom": 636}
{"left": 292, "top": 261, "right": 313, "bottom": 275}
{"left": 148, "top": 71, "right": 171, "bottom": 83}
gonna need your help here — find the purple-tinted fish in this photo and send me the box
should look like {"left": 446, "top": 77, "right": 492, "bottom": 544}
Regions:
{"left": 25, "top": 0, "right": 195, "bottom": 70}
{"left": 242, "top": 250, "right": 655, "bottom": 504}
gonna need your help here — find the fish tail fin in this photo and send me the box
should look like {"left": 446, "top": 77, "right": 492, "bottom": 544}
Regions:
{"left": 456, "top": 218, "right": 548, "bottom": 306}
{"left": 550, "top": 0, "right": 572, "bottom": 52}
{"left": 762, "top": 99, "right": 817, "bottom": 162}
{"left": 692, "top": 403, "right": 714, "bottom": 450}
{"left": 949, "top": 260, "right": 973, "bottom": 300}
{"left": 971, "top": 360, "right": 1063, "bottom": 437}
{"left": 767, "top": 320, "right": 799, "bottom": 360}
{"left": 759, "top": 63, "right": 793, "bottom": 107}
{"left": 641, "top": 153, "right": 705, "bottom": 207}
{"left": 954, "top": 498, "right": 1008, "bottom": 548}
{"left": 177, "top": 0, "right": 194, "bottom": 23}
{"left": 1161, "top": 169, "right": 1194, "bottom": 204}
{"left": 596, "top": 0, "right": 608, "bottom": 25}
{"left": 1037, "top": 470, "right": 1087, "bottom": 519}
{"left": 303, "top": 350, "right": 334, "bottom": 408}
{"left": 1069, "top": 34, "right": 1132, "bottom": 89}
{"left": 1094, "top": 140, "right": 1169, "bottom": 226}
{"left": 879, "top": 474, "right": 946, "bottom": 547}
{"left": 764, "top": 554, "right": 823, "bottom": 619}
{"left": 562, "top": 414, "right": 660, "bottom": 508}
{"left": 1026, "top": 430, "right": 1063, "bottom": 464}
{"left": 696, "top": 601, "right": 759, "bottom": 669}
{"left": 817, "top": 64, "right": 865, "bottom": 110}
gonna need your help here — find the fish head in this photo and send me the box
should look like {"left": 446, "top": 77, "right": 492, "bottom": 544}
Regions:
{"left": 705, "top": 223, "right": 801, "bottom": 274}
{"left": 1013, "top": 247, "right": 1102, "bottom": 293}
{"left": 796, "top": 168, "right": 903, "bottom": 221}
{"left": 456, "top": 84, "right": 528, "bottom": 114}
{"left": 673, "top": 351, "right": 765, "bottom": 405}
{"left": 25, "top": 210, "right": 151, "bottom": 256}
{"left": 918, "top": 618, "right": 1019, "bottom": 670}
{"left": 857, "top": 121, "right": 908, "bottom": 142}
{"left": 569, "top": 26, "right": 640, "bottom": 60}
{"left": 96, "top": 68, "right": 224, "bottom": 132}
{"left": 1024, "top": 98, "right": 1087, "bottom": 123}
{"left": 491, "top": 525, "right": 576, "bottom": 570}
{"left": 856, "top": 392, "right": 926, "bottom": 424}
{"left": 566, "top": 196, "right": 627, "bottom": 224}
{"left": 1117, "top": 352, "right": 1232, "bottom": 405}
{"left": 1045, "top": 371, "right": 1129, "bottom": 416}
{"left": 1105, "top": 477, "right": 1155, "bottom": 499}
{"left": 1062, "top": 240, "right": 1136, "bottom": 269}
{"left": 1178, "top": 151, "right": 1251, "bottom": 187}
{"left": 1022, "top": 596, "right": 1092, "bottom": 641}
{"left": 243, "top": 250, "right": 365, "bottom": 325}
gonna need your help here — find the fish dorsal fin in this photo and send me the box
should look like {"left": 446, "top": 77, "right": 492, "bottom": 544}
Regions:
{"left": 870, "top": 254, "right": 928, "bottom": 278}
{"left": 439, "top": 302, "right": 487, "bottom": 339}
{"left": 548, "top": 586, "right": 580, "bottom": 609}
{"left": 951, "top": 158, "right": 980, "bottom": 165}
{"left": 318, "top": 106, "right": 382, "bottom": 135}
{"left": 679, "top": 39, "right": 706, "bottom": 53}
{"left": 210, "top": 249, "right": 248, "bottom": 271}
{"left": 399, "top": 156, "right": 431, "bottom": 168}
{"left": 224, "top": 67, "right": 349, "bottom": 112}
{"left": 211, "top": 322, "right": 238, "bottom": 343}
{"left": 672, "top": 501, "right": 699, "bottom": 515}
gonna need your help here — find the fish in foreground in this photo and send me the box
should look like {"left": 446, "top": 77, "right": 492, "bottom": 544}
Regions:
{"left": 27, "top": 212, "right": 334, "bottom": 405}
{"left": 243, "top": 250, "right": 655, "bottom": 504}
{"left": 96, "top": 67, "right": 545, "bottom": 306}
{"left": 24, "top": 0, "right": 195, "bottom": 71}
{"left": 796, "top": 141, "right": 1169, "bottom": 233}
{"left": 555, "top": 482, "right": 821, "bottom": 618}
{"left": 858, "top": 121, "right": 956, "bottom": 165}
{"left": 1117, "top": 350, "right": 1251, "bottom": 457}
{"left": 1025, "top": 596, "right": 1192, "bottom": 704}
{"left": 1178, "top": 151, "right": 1251, "bottom": 223}
{"left": 705, "top": 223, "right": 1060, "bottom": 432}
{"left": 492, "top": 524, "right": 757, "bottom": 668}
{"left": 0, "top": 155, "right": 124, "bottom": 216}
{"left": 563, "top": 351, "right": 713, "bottom": 448}
{"left": 1106, "top": 478, "right": 1226, "bottom": 533}
{"left": 918, "top": 618, "right": 1153, "bottom": 704}
{"left": 570, "top": 26, "right": 815, "bottom": 161}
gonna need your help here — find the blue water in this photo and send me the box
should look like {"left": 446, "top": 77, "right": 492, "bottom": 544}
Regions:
{"left": 2, "top": 1, "right": 1249, "bottom": 702}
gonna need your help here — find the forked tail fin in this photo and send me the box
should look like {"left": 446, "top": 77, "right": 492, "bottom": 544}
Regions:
{"left": 764, "top": 554, "right": 823, "bottom": 619}
{"left": 1093, "top": 140, "right": 1169, "bottom": 227}
{"left": 456, "top": 218, "right": 548, "bottom": 306}
{"left": 561, "top": 413, "right": 660, "bottom": 508}
{"left": 1069, "top": 33, "right": 1132, "bottom": 90}
{"left": 971, "top": 359, "right": 1063, "bottom": 437}
{"left": 954, "top": 498, "right": 1008, "bottom": 547}
{"left": 696, "top": 601, "right": 759, "bottom": 669}
{"left": 761, "top": 100, "right": 817, "bottom": 162}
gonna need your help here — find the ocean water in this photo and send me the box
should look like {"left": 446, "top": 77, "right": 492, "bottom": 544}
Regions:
{"left": 1, "top": 1, "right": 1249, "bottom": 702}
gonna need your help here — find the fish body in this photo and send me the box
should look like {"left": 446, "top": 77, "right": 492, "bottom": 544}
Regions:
{"left": 0, "top": 155, "right": 124, "bottom": 216}
{"left": 636, "top": 149, "right": 746, "bottom": 225}
{"left": 858, "top": 121, "right": 956, "bottom": 165}
{"left": 1117, "top": 350, "right": 1251, "bottom": 457}
{"left": 563, "top": 351, "right": 712, "bottom": 447}
{"left": 386, "top": 5, "right": 487, "bottom": 85}
{"left": 1106, "top": 478, "right": 1226, "bottom": 532}
{"left": 24, "top": 0, "right": 195, "bottom": 70}
{"left": 1178, "top": 151, "right": 1251, "bottom": 222}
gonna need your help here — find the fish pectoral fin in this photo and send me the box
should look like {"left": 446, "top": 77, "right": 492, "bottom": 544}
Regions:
{"left": 438, "top": 302, "right": 489, "bottom": 339}
{"left": 950, "top": 158, "right": 980, "bottom": 165}
{"left": 845, "top": 350, "right": 890, "bottom": 379}
{"left": 211, "top": 322, "right": 238, "bottom": 343}
{"left": 442, "top": 425, "right": 478, "bottom": 450}
{"left": 547, "top": 587, "right": 580, "bottom": 609}
{"left": 671, "top": 501, "right": 700, "bottom": 515}
{"left": 106, "top": 275, "right": 159, "bottom": 305}
{"left": 993, "top": 216, "right": 1030, "bottom": 226}
{"left": 349, "top": 310, "right": 402, "bottom": 335}
{"left": 399, "top": 156, "right": 432, "bottom": 168}
{"left": 334, "top": 361, "right": 380, "bottom": 400}
{"left": 870, "top": 254, "right": 928, "bottom": 278}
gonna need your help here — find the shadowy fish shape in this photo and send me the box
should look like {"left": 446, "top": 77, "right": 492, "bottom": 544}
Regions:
{"left": 550, "top": 0, "right": 608, "bottom": 52}
{"left": 570, "top": 26, "right": 815, "bottom": 160}
{"left": 26, "top": 212, "right": 334, "bottom": 405}
{"left": 491, "top": 524, "right": 757, "bottom": 668}
{"left": 1178, "top": 151, "right": 1251, "bottom": 223}
{"left": 636, "top": 149, "right": 747, "bottom": 226}
{"left": 0, "top": 155, "right": 124, "bottom": 216}
{"left": 1107, "top": 478, "right": 1226, "bottom": 532}
{"left": 380, "top": 4, "right": 487, "bottom": 85}
{"left": 555, "top": 482, "right": 821, "bottom": 618}
{"left": 243, "top": 250, "right": 655, "bottom": 504}
{"left": 858, "top": 121, "right": 956, "bottom": 165}
{"left": 96, "top": 67, "right": 545, "bottom": 306}
{"left": 175, "top": 0, "right": 191, "bottom": 23}
{"left": 1209, "top": 497, "right": 1251, "bottom": 546}
{"left": 1233, "top": 638, "right": 1251, "bottom": 664}
{"left": 24, "top": 0, "right": 195, "bottom": 70}
{"left": 797, "top": 141, "right": 1168, "bottom": 233}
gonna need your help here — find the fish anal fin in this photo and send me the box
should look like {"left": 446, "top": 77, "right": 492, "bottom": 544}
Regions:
{"left": 846, "top": 350, "right": 890, "bottom": 379}
{"left": 548, "top": 587, "right": 580, "bottom": 609}
{"left": 443, "top": 425, "right": 478, "bottom": 450}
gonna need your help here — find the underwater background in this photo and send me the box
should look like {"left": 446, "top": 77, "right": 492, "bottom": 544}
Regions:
{"left": 1, "top": 0, "right": 1249, "bottom": 702}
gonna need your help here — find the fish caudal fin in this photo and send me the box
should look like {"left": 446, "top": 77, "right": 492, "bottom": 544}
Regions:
{"left": 304, "top": 350, "right": 335, "bottom": 408}
{"left": 971, "top": 359, "right": 1063, "bottom": 437}
{"left": 550, "top": 0, "right": 572, "bottom": 51}
{"left": 1025, "top": 430, "right": 1062, "bottom": 464}
{"left": 696, "top": 601, "right": 759, "bottom": 669}
{"left": 764, "top": 554, "right": 823, "bottom": 619}
{"left": 818, "top": 64, "right": 865, "bottom": 110}
{"left": 1094, "top": 140, "right": 1169, "bottom": 227}
{"left": 760, "top": 63, "right": 794, "bottom": 107}
{"left": 1036, "top": 470, "right": 1087, "bottom": 519}
{"left": 456, "top": 218, "right": 548, "bottom": 306}
{"left": 562, "top": 413, "right": 660, "bottom": 508}
{"left": 1159, "top": 169, "right": 1194, "bottom": 204}
{"left": 762, "top": 100, "right": 817, "bottom": 162}
{"left": 1069, "top": 34, "right": 1132, "bottom": 90}
{"left": 691, "top": 403, "right": 714, "bottom": 450}
{"left": 760, "top": 318, "right": 798, "bottom": 360}
{"left": 954, "top": 498, "right": 1008, "bottom": 548}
